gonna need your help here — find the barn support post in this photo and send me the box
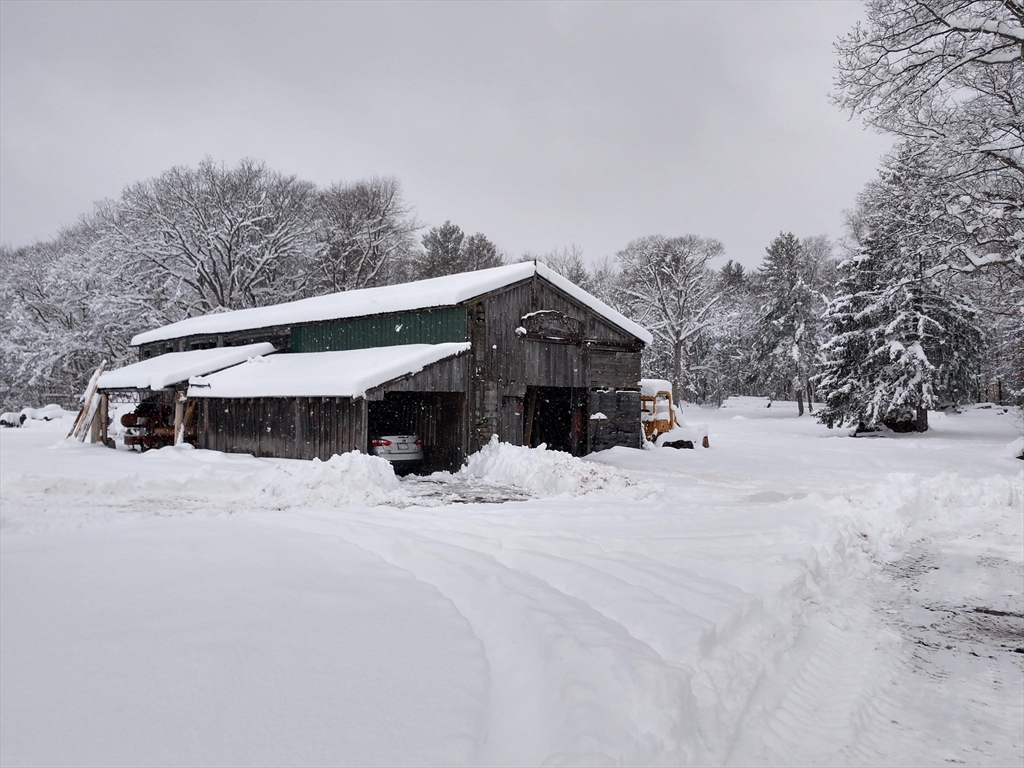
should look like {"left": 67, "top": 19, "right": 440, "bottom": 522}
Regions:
{"left": 89, "top": 392, "right": 108, "bottom": 444}
{"left": 173, "top": 392, "right": 185, "bottom": 445}
{"left": 523, "top": 386, "right": 538, "bottom": 446}
{"left": 99, "top": 393, "right": 109, "bottom": 446}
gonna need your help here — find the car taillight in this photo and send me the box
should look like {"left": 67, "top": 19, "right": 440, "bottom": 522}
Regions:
{"left": 371, "top": 439, "right": 392, "bottom": 447}
{"left": 413, "top": 439, "right": 422, "bottom": 446}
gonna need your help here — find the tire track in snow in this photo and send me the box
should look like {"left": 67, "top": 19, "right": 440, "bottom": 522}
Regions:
{"left": 245, "top": 496, "right": 839, "bottom": 766}
{"left": 247, "top": 509, "right": 704, "bottom": 766}
{"left": 726, "top": 474, "right": 1024, "bottom": 767}
{"left": 859, "top": 539, "right": 1024, "bottom": 766}
{"left": 724, "top": 573, "right": 902, "bottom": 766}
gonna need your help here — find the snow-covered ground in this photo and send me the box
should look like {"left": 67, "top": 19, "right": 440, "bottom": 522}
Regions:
{"left": 1, "top": 398, "right": 1021, "bottom": 767}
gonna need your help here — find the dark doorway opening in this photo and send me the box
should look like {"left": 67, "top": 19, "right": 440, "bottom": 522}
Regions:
{"left": 367, "top": 391, "right": 466, "bottom": 473}
{"left": 523, "top": 386, "right": 587, "bottom": 455}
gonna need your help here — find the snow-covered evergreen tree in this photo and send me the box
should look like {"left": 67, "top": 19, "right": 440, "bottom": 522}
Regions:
{"left": 416, "top": 222, "right": 503, "bottom": 279}
{"left": 817, "top": 230, "right": 887, "bottom": 429}
{"left": 462, "top": 233, "right": 504, "bottom": 272}
{"left": 818, "top": 147, "right": 985, "bottom": 432}
{"left": 752, "top": 233, "right": 823, "bottom": 415}
{"left": 815, "top": 224, "right": 897, "bottom": 434}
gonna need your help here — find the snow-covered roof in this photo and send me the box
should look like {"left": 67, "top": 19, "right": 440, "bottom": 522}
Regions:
{"left": 187, "top": 343, "right": 471, "bottom": 399}
{"left": 132, "top": 262, "right": 653, "bottom": 346}
{"left": 97, "top": 343, "right": 277, "bottom": 391}
{"left": 640, "top": 379, "right": 673, "bottom": 397}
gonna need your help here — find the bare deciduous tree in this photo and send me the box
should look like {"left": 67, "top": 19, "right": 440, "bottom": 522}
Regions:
{"left": 107, "top": 158, "right": 317, "bottom": 315}
{"left": 532, "top": 245, "right": 594, "bottom": 292}
{"left": 312, "top": 176, "right": 419, "bottom": 292}
{"left": 614, "top": 235, "right": 726, "bottom": 400}
{"left": 834, "top": 0, "right": 1023, "bottom": 272}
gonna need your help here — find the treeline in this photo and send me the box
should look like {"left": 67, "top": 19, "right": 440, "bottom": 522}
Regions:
{"left": 0, "top": 155, "right": 1018, "bottom": 424}
{"left": 0, "top": 157, "right": 838, "bottom": 415}
{"left": 0, "top": 159, "right": 505, "bottom": 409}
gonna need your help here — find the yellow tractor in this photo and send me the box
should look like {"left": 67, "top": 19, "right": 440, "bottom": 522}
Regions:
{"left": 640, "top": 379, "right": 677, "bottom": 442}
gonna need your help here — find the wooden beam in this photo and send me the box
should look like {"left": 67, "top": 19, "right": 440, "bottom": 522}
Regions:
{"left": 173, "top": 393, "right": 185, "bottom": 445}
{"left": 98, "top": 393, "right": 109, "bottom": 446}
{"left": 523, "top": 386, "right": 538, "bottom": 447}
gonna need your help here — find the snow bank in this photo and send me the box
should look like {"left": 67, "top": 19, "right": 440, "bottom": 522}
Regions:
{"left": 258, "top": 451, "right": 406, "bottom": 507}
{"left": 827, "top": 471, "right": 1022, "bottom": 559}
{"left": 20, "top": 404, "right": 65, "bottom": 421}
{"left": 2, "top": 405, "right": 76, "bottom": 429}
{"left": 456, "top": 436, "right": 637, "bottom": 497}
{"left": 1005, "top": 436, "right": 1024, "bottom": 460}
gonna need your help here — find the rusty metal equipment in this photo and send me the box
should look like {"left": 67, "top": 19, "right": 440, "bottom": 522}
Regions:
{"left": 122, "top": 394, "right": 176, "bottom": 451}
{"left": 640, "top": 388, "right": 677, "bottom": 442}
{"left": 639, "top": 380, "right": 710, "bottom": 448}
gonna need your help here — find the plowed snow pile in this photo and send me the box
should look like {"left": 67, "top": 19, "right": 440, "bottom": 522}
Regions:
{"left": 256, "top": 437, "right": 639, "bottom": 508}
{"left": 454, "top": 435, "right": 638, "bottom": 496}
{"left": 259, "top": 451, "right": 406, "bottom": 508}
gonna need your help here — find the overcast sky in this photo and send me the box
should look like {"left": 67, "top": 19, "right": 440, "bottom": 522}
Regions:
{"left": 1, "top": 0, "right": 891, "bottom": 268}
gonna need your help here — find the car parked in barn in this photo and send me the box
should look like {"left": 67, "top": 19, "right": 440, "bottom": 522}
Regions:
{"left": 369, "top": 434, "right": 423, "bottom": 473}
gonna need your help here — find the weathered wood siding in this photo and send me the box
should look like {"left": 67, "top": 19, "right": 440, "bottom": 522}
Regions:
{"left": 466, "top": 275, "right": 644, "bottom": 453}
{"left": 588, "top": 389, "right": 642, "bottom": 452}
{"left": 364, "top": 353, "right": 469, "bottom": 398}
{"left": 586, "top": 348, "right": 641, "bottom": 389}
{"left": 499, "top": 395, "right": 524, "bottom": 445}
{"left": 138, "top": 328, "right": 291, "bottom": 360}
{"left": 197, "top": 396, "right": 365, "bottom": 460}
{"left": 531, "top": 280, "right": 638, "bottom": 344}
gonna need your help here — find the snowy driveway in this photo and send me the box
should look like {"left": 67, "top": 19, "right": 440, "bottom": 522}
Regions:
{"left": 1, "top": 400, "right": 1021, "bottom": 766}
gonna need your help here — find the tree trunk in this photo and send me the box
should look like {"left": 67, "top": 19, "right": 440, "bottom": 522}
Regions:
{"left": 914, "top": 407, "right": 928, "bottom": 433}
{"left": 672, "top": 340, "right": 683, "bottom": 402}
{"left": 806, "top": 380, "right": 814, "bottom": 414}
{"left": 795, "top": 387, "right": 805, "bottom": 417}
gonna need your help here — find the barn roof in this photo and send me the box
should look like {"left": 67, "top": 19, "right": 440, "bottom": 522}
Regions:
{"left": 96, "top": 343, "right": 277, "bottom": 391}
{"left": 131, "top": 262, "right": 653, "bottom": 347}
{"left": 187, "top": 342, "right": 471, "bottom": 399}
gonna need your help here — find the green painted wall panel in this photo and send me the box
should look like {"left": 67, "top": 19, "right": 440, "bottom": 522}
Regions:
{"left": 290, "top": 307, "right": 467, "bottom": 352}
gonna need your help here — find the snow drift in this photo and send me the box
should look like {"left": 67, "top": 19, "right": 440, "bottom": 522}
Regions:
{"left": 258, "top": 451, "right": 405, "bottom": 508}
{"left": 455, "top": 435, "right": 638, "bottom": 497}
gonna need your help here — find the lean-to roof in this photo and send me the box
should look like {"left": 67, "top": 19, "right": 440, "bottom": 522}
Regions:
{"left": 97, "top": 343, "right": 277, "bottom": 391}
{"left": 187, "top": 343, "right": 471, "bottom": 399}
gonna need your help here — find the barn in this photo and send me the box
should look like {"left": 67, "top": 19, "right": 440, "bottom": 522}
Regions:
{"left": 95, "top": 262, "right": 651, "bottom": 471}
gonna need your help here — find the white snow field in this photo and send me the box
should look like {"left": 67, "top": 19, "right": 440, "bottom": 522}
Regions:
{"left": 1, "top": 398, "right": 1021, "bottom": 767}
